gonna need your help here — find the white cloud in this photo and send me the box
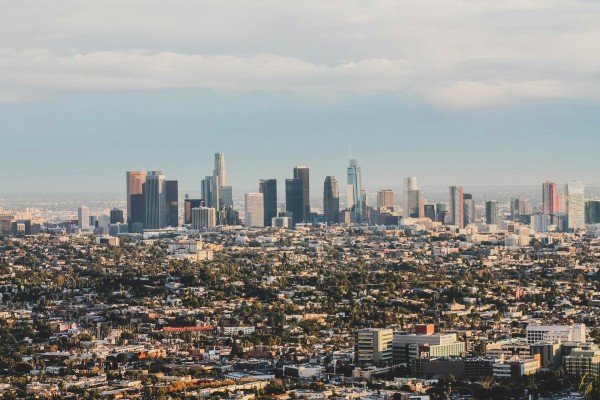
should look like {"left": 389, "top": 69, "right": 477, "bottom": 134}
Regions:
{"left": 0, "top": 0, "right": 599, "bottom": 107}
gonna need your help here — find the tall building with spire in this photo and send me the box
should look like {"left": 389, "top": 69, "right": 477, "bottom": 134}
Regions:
{"left": 211, "top": 153, "right": 227, "bottom": 210}
{"left": 542, "top": 181, "right": 560, "bottom": 215}
{"left": 324, "top": 176, "right": 340, "bottom": 224}
{"left": 293, "top": 166, "right": 310, "bottom": 223}
{"left": 347, "top": 159, "right": 363, "bottom": 223}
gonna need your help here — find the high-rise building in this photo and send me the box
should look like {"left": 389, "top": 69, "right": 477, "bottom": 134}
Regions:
{"left": 463, "top": 193, "right": 475, "bottom": 226}
{"left": 542, "top": 181, "right": 560, "bottom": 215}
{"left": 184, "top": 196, "right": 204, "bottom": 225}
{"left": 285, "top": 178, "right": 304, "bottom": 226}
{"left": 485, "top": 201, "right": 499, "bottom": 225}
{"left": 192, "top": 207, "right": 216, "bottom": 229}
{"left": 293, "top": 166, "right": 310, "bottom": 222}
{"left": 449, "top": 186, "right": 464, "bottom": 228}
{"left": 424, "top": 204, "right": 436, "bottom": 221}
{"left": 212, "top": 152, "right": 228, "bottom": 210}
{"left": 259, "top": 179, "right": 277, "bottom": 227}
{"left": 347, "top": 160, "right": 363, "bottom": 223}
{"left": 377, "top": 189, "right": 394, "bottom": 211}
{"left": 166, "top": 180, "right": 178, "bottom": 227}
{"left": 78, "top": 206, "right": 89, "bottom": 231}
{"left": 126, "top": 171, "right": 147, "bottom": 225}
{"left": 585, "top": 200, "right": 600, "bottom": 224}
{"left": 436, "top": 202, "right": 449, "bottom": 224}
{"left": 357, "top": 328, "right": 394, "bottom": 365}
{"left": 144, "top": 171, "right": 166, "bottom": 229}
{"left": 511, "top": 198, "right": 532, "bottom": 221}
{"left": 403, "top": 177, "right": 418, "bottom": 220}
{"left": 408, "top": 189, "right": 422, "bottom": 218}
{"left": 245, "top": 193, "right": 264, "bottom": 228}
{"left": 201, "top": 176, "right": 214, "bottom": 208}
{"left": 323, "top": 176, "right": 340, "bottom": 224}
{"left": 220, "top": 186, "right": 233, "bottom": 208}
{"left": 566, "top": 181, "right": 585, "bottom": 230}
{"left": 110, "top": 208, "right": 124, "bottom": 224}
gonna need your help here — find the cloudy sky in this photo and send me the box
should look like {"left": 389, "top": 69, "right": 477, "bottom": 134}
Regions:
{"left": 1, "top": 0, "right": 599, "bottom": 195}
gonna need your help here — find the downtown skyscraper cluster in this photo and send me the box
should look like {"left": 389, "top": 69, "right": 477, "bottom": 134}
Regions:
{"left": 123, "top": 152, "right": 592, "bottom": 235}
{"left": 126, "top": 171, "right": 178, "bottom": 232}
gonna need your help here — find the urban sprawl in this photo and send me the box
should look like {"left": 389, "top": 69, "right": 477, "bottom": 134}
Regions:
{"left": 1, "top": 153, "right": 599, "bottom": 400}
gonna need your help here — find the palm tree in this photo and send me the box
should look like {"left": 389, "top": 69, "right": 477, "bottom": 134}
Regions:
{"left": 579, "top": 373, "right": 600, "bottom": 399}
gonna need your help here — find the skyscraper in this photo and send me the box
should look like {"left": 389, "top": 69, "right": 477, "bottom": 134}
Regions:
{"left": 566, "top": 181, "right": 585, "bottom": 230}
{"left": 408, "top": 189, "right": 422, "bottom": 218}
{"left": 110, "top": 208, "right": 124, "bottom": 224}
{"left": 184, "top": 196, "right": 204, "bottom": 225}
{"left": 144, "top": 171, "right": 166, "bottom": 229}
{"left": 192, "top": 207, "right": 216, "bottom": 229}
{"left": 586, "top": 200, "right": 600, "bottom": 224}
{"left": 542, "top": 181, "right": 560, "bottom": 215}
{"left": 201, "top": 176, "right": 214, "bottom": 208}
{"left": 166, "top": 180, "right": 178, "bottom": 227}
{"left": 245, "top": 193, "right": 264, "bottom": 227}
{"left": 212, "top": 152, "right": 228, "bottom": 210}
{"left": 78, "top": 206, "right": 89, "bottom": 231}
{"left": 449, "top": 186, "right": 464, "bottom": 228}
{"left": 463, "top": 193, "right": 475, "bottom": 226}
{"left": 285, "top": 178, "right": 304, "bottom": 226}
{"left": 220, "top": 186, "right": 233, "bottom": 208}
{"left": 403, "top": 177, "right": 418, "bottom": 220}
{"left": 259, "top": 179, "right": 277, "bottom": 226}
{"left": 126, "top": 171, "right": 147, "bottom": 225}
{"left": 377, "top": 189, "right": 394, "bottom": 211}
{"left": 347, "top": 160, "right": 363, "bottom": 223}
{"left": 324, "top": 176, "right": 340, "bottom": 224}
{"left": 293, "top": 166, "right": 310, "bottom": 222}
{"left": 485, "top": 201, "right": 499, "bottom": 225}
{"left": 424, "top": 204, "right": 436, "bottom": 221}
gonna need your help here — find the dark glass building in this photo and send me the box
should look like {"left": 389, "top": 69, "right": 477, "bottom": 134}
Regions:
{"left": 110, "top": 208, "right": 124, "bottom": 224}
{"left": 286, "top": 178, "right": 304, "bottom": 226}
{"left": 323, "top": 176, "right": 339, "bottom": 224}
{"left": 293, "top": 166, "right": 310, "bottom": 222}
{"left": 424, "top": 204, "right": 436, "bottom": 221}
{"left": 166, "top": 180, "right": 179, "bottom": 227}
{"left": 259, "top": 179, "right": 277, "bottom": 226}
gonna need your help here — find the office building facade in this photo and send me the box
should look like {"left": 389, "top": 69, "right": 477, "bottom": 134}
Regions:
{"left": 259, "top": 179, "right": 277, "bottom": 227}
{"left": 449, "top": 186, "right": 464, "bottom": 228}
{"left": 245, "top": 193, "right": 264, "bottom": 228}
{"left": 324, "top": 176, "right": 340, "bottom": 224}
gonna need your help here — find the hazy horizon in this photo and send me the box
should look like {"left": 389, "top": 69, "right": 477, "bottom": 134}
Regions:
{"left": 2, "top": 1, "right": 600, "bottom": 193}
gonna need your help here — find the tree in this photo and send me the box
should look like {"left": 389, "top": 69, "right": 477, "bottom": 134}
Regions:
{"left": 580, "top": 373, "right": 600, "bottom": 399}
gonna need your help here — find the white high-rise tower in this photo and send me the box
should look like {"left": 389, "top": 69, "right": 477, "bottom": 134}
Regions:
{"left": 566, "top": 181, "right": 585, "bottom": 230}
{"left": 403, "top": 177, "right": 418, "bottom": 220}
{"left": 212, "top": 152, "right": 227, "bottom": 209}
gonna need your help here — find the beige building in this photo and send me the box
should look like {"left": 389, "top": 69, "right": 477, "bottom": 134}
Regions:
{"left": 357, "top": 328, "right": 393, "bottom": 364}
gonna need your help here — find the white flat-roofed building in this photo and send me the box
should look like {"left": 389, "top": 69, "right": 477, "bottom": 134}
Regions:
{"left": 526, "top": 323, "right": 586, "bottom": 344}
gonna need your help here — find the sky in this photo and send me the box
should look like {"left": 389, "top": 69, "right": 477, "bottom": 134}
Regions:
{"left": 1, "top": 0, "right": 600, "bottom": 196}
